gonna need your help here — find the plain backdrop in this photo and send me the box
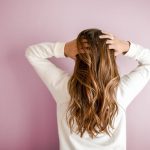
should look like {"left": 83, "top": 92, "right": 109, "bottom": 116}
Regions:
{"left": 0, "top": 0, "right": 150, "bottom": 149}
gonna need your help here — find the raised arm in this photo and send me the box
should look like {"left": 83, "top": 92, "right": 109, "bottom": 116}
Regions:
{"left": 117, "top": 42, "right": 150, "bottom": 109}
{"left": 25, "top": 42, "right": 71, "bottom": 104}
{"left": 99, "top": 32, "right": 150, "bottom": 110}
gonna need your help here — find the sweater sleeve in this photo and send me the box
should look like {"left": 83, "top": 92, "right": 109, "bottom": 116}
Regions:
{"left": 116, "top": 42, "right": 150, "bottom": 110}
{"left": 25, "top": 42, "right": 71, "bottom": 104}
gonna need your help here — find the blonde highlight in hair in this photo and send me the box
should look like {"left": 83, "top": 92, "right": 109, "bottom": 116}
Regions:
{"left": 66, "top": 28, "right": 120, "bottom": 139}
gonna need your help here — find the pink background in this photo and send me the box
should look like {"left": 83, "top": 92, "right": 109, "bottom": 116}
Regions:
{"left": 0, "top": 0, "right": 150, "bottom": 149}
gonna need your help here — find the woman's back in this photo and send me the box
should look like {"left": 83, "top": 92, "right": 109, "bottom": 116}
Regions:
{"left": 57, "top": 93, "right": 126, "bottom": 150}
{"left": 25, "top": 32, "right": 150, "bottom": 150}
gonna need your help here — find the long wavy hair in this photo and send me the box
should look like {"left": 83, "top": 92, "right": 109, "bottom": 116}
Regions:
{"left": 65, "top": 28, "right": 121, "bottom": 139}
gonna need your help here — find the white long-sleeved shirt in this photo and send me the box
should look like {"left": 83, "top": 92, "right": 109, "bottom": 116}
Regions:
{"left": 25, "top": 41, "right": 150, "bottom": 150}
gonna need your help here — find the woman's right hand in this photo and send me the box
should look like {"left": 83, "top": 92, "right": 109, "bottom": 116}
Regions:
{"left": 64, "top": 39, "right": 89, "bottom": 60}
{"left": 64, "top": 39, "right": 79, "bottom": 60}
{"left": 99, "top": 31, "right": 130, "bottom": 56}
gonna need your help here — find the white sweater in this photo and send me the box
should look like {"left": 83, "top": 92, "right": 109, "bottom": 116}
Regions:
{"left": 25, "top": 41, "right": 150, "bottom": 150}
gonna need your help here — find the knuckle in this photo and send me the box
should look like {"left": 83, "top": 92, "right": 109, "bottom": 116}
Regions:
{"left": 108, "top": 45, "right": 112, "bottom": 49}
{"left": 106, "top": 40, "right": 109, "bottom": 43}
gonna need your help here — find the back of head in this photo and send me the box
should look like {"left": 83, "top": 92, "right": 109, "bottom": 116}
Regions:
{"left": 66, "top": 28, "right": 121, "bottom": 139}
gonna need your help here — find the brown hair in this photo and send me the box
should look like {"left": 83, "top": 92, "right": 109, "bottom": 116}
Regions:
{"left": 66, "top": 28, "right": 120, "bottom": 139}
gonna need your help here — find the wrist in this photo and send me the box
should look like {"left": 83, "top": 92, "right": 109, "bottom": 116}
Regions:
{"left": 64, "top": 42, "right": 69, "bottom": 57}
{"left": 122, "top": 41, "right": 130, "bottom": 55}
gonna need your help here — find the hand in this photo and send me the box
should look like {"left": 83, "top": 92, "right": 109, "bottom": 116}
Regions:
{"left": 64, "top": 39, "right": 89, "bottom": 60}
{"left": 99, "top": 31, "right": 130, "bottom": 56}
{"left": 64, "top": 39, "right": 78, "bottom": 60}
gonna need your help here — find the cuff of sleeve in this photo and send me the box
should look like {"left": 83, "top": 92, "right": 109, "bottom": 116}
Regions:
{"left": 54, "top": 42, "right": 66, "bottom": 58}
{"left": 123, "top": 41, "right": 137, "bottom": 58}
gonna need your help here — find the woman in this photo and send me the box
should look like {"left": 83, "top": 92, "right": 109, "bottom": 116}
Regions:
{"left": 25, "top": 28, "right": 150, "bottom": 150}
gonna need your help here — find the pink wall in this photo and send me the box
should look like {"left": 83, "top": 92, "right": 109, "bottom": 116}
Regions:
{"left": 0, "top": 0, "right": 150, "bottom": 149}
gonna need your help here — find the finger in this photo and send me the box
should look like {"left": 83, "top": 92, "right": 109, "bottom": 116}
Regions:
{"left": 114, "top": 51, "right": 120, "bottom": 56}
{"left": 81, "top": 39, "right": 88, "bottom": 43}
{"left": 99, "top": 35, "right": 114, "bottom": 40}
{"left": 83, "top": 43, "right": 90, "bottom": 47}
{"left": 108, "top": 44, "right": 115, "bottom": 50}
{"left": 102, "top": 31, "right": 113, "bottom": 36}
{"left": 102, "top": 31, "right": 111, "bottom": 35}
{"left": 106, "top": 40, "right": 114, "bottom": 44}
